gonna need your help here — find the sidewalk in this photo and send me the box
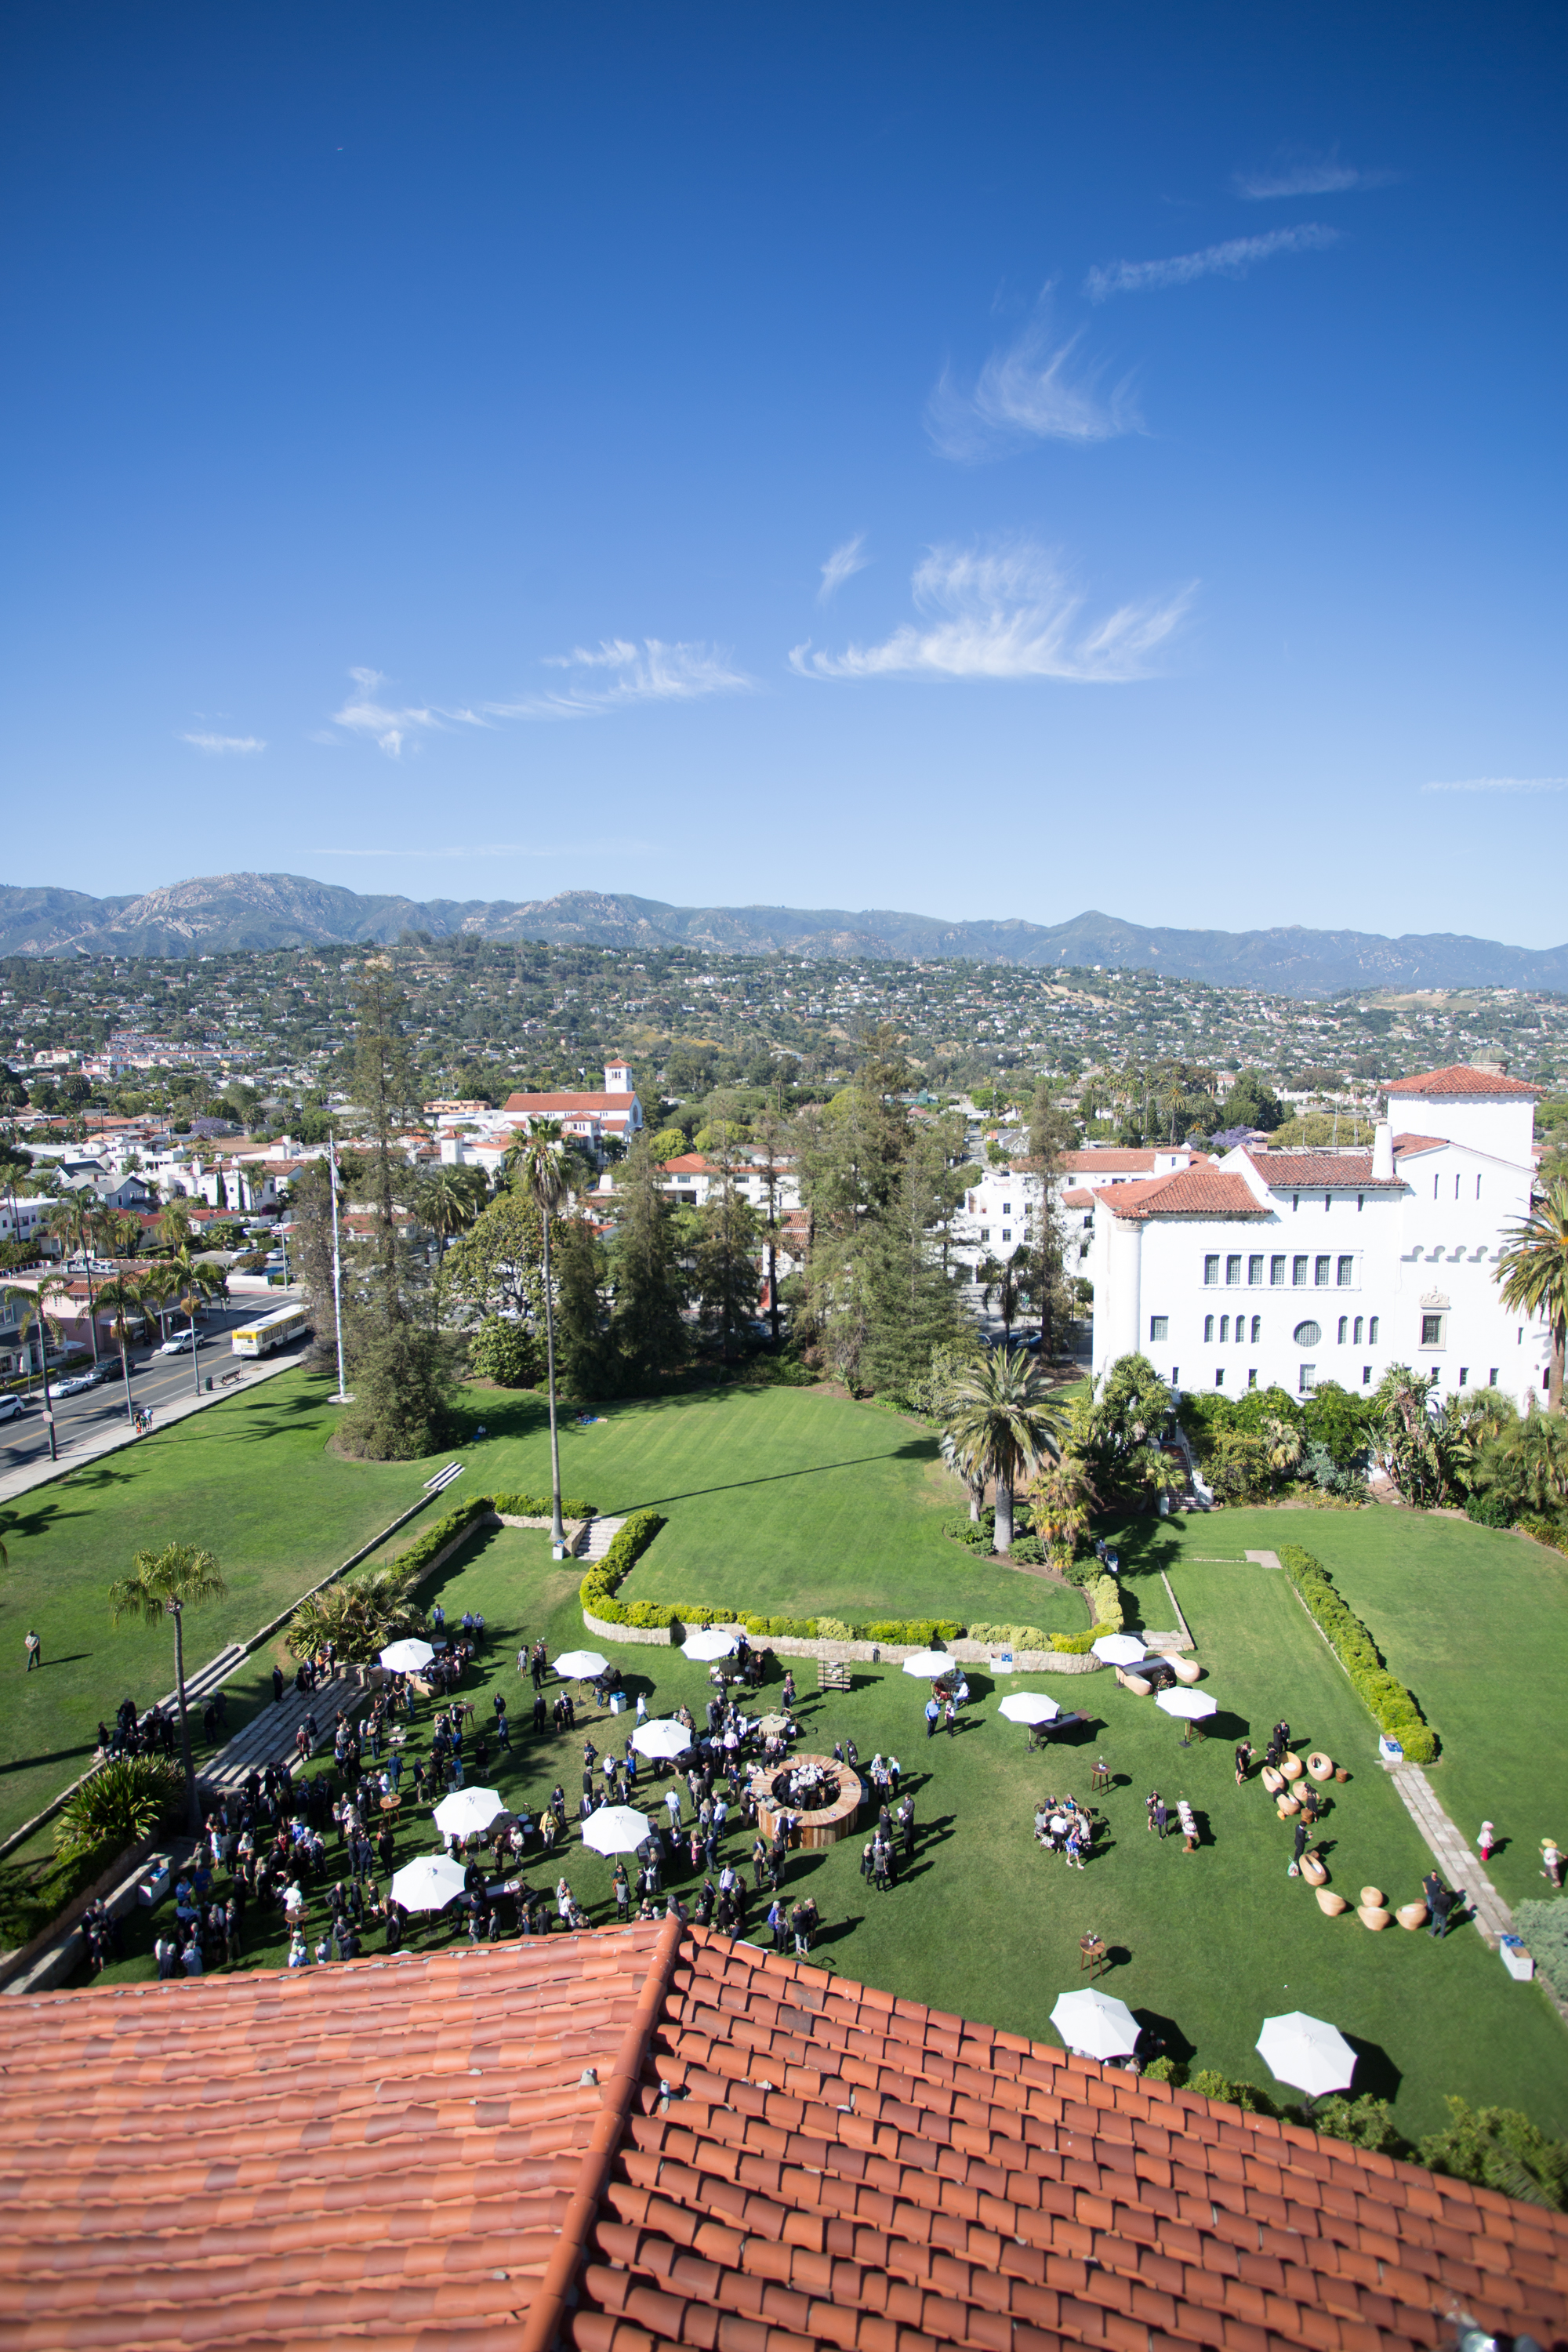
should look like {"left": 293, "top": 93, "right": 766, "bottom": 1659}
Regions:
{"left": 0, "top": 1348, "right": 303, "bottom": 1510}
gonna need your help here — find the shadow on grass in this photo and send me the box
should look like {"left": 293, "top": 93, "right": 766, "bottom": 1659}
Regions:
{"left": 1345, "top": 2034, "right": 1401, "bottom": 2104}
{"left": 627, "top": 1440, "right": 942, "bottom": 1512}
{"left": 1, "top": 1740, "right": 101, "bottom": 1777}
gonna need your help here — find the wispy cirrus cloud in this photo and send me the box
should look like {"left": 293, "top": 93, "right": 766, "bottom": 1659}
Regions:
{"left": 1085, "top": 223, "right": 1338, "bottom": 303}
{"left": 488, "top": 639, "right": 754, "bottom": 720}
{"left": 818, "top": 535, "right": 870, "bottom": 601}
{"left": 790, "top": 539, "right": 1192, "bottom": 686}
{"left": 927, "top": 320, "right": 1138, "bottom": 459}
{"left": 180, "top": 731, "right": 264, "bottom": 755}
{"left": 1421, "top": 775, "right": 1568, "bottom": 796}
{"left": 332, "top": 667, "right": 488, "bottom": 757}
{"left": 1235, "top": 151, "right": 1394, "bottom": 200}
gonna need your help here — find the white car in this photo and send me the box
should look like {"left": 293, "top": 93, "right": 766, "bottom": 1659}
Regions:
{"left": 158, "top": 1332, "right": 198, "bottom": 1356}
{"left": 52, "top": 1372, "right": 100, "bottom": 1397}
{"left": 0, "top": 1393, "right": 29, "bottom": 1425}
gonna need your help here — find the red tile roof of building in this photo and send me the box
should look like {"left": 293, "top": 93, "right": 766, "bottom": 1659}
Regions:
{"left": 1392, "top": 1133, "right": 1448, "bottom": 1158}
{"left": 1061, "top": 1149, "right": 1163, "bottom": 1174}
{"left": 503, "top": 1091, "right": 641, "bottom": 1116}
{"left": 1061, "top": 1187, "right": 1096, "bottom": 1208}
{"left": 1098, "top": 1170, "right": 1269, "bottom": 1220}
{"left": 3, "top": 1923, "right": 1565, "bottom": 2352}
{"left": 1385, "top": 1064, "right": 1543, "bottom": 1098}
{"left": 1243, "top": 1150, "right": 1406, "bottom": 1191}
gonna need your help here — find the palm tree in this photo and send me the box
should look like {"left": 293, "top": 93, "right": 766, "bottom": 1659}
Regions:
{"left": 154, "top": 1196, "right": 193, "bottom": 1257}
{"left": 149, "top": 1247, "right": 227, "bottom": 1396}
{"left": 96, "top": 1272, "right": 153, "bottom": 1426}
{"left": 2, "top": 1277, "right": 69, "bottom": 1462}
{"left": 510, "top": 1120, "right": 577, "bottom": 1552}
{"left": 1497, "top": 1176, "right": 1568, "bottom": 1414}
{"left": 44, "top": 1190, "right": 102, "bottom": 1363}
{"left": 107, "top": 1541, "right": 227, "bottom": 1835}
{"left": 976, "top": 1244, "right": 1033, "bottom": 1342}
{"left": 943, "top": 1346, "right": 1069, "bottom": 1553}
{"left": 1028, "top": 1450, "right": 1101, "bottom": 1571}
{"left": 939, "top": 1427, "right": 988, "bottom": 1522}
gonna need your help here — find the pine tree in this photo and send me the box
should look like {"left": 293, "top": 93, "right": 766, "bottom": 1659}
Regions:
{"left": 1022, "top": 1076, "right": 1078, "bottom": 1364}
{"left": 554, "top": 1213, "right": 615, "bottom": 1396}
{"left": 694, "top": 1172, "right": 761, "bottom": 1362}
{"left": 859, "top": 1137, "right": 971, "bottom": 1396}
{"left": 610, "top": 1135, "right": 688, "bottom": 1388}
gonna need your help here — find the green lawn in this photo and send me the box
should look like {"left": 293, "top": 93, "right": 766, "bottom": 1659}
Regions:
{"left": 93, "top": 1519, "right": 1568, "bottom": 2143}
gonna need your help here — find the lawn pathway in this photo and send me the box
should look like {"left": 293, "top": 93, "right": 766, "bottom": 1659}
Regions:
{"left": 1388, "top": 1764, "right": 1513, "bottom": 1947}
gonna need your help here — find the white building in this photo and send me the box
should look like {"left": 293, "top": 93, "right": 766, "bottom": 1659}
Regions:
{"left": 952, "top": 1147, "right": 1212, "bottom": 1304}
{"left": 499, "top": 1058, "right": 644, "bottom": 1156}
{"left": 1087, "top": 1064, "right": 1552, "bottom": 1406}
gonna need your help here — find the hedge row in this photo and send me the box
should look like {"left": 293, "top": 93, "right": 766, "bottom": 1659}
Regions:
{"left": 492, "top": 1490, "right": 597, "bottom": 1520}
{"left": 1277, "top": 1542, "right": 1439, "bottom": 1764}
{"left": 386, "top": 1490, "right": 599, "bottom": 1586}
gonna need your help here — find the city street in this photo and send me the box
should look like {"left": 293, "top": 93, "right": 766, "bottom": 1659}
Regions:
{"left": 2, "top": 1290, "right": 310, "bottom": 1473}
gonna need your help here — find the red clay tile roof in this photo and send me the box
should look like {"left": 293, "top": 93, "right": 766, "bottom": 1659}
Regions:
{"left": 1391, "top": 1133, "right": 1448, "bottom": 1158}
{"left": 1243, "top": 1151, "right": 1405, "bottom": 1191}
{"left": 1097, "top": 1171, "right": 1269, "bottom": 1220}
{"left": 6, "top": 1923, "right": 1567, "bottom": 2352}
{"left": 1385, "top": 1065, "right": 1542, "bottom": 1098}
{"left": 504, "top": 1091, "right": 641, "bottom": 1116}
{"left": 1061, "top": 1188, "right": 1096, "bottom": 1209}
{"left": 1061, "top": 1150, "right": 1162, "bottom": 1174}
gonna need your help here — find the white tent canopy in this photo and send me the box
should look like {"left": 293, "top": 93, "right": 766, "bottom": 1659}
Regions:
{"left": 554, "top": 1650, "right": 608, "bottom": 1680}
{"left": 1256, "top": 2012, "right": 1357, "bottom": 2099}
{"left": 902, "top": 1650, "right": 956, "bottom": 1679}
{"left": 379, "top": 1638, "right": 434, "bottom": 1673}
{"left": 390, "top": 1855, "right": 467, "bottom": 1915}
{"left": 631, "top": 1719, "right": 694, "bottom": 1761}
{"left": 432, "top": 1787, "right": 509, "bottom": 1839}
{"left": 681, "top": 1628, "right": 739, "bottom": 1662}
{"left": 582, "top": 1806, "right": 656, "bottom": 1857}
{"left": 1156, "top": 1689, "right": 1218, "bottom": 1722}
{"left": 1050, "top": 1988, "right": 1140, "bottom": 2061}
{"left": 998, "top": 1692, "right": 1062, "bottom": 1726}
{"left": 1091, "top": 1634, "right": 1148, "bottom": 1667}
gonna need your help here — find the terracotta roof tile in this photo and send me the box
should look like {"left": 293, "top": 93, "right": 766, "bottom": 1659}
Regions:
{"left": 1385, "top": 1063, "right": 1542, "bottom": 1098}
{"left": 1243, "top": 1150, "right": 1405, "bottom": 1190}
{"left": 1098, "top": 1171, "right": 1269, "bottom": 1221}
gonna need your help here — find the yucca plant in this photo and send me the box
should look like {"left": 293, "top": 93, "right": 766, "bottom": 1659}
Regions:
{"left": 285, "top": 1567, "right": 425, "bottom": 1664}
{"left": 54, "top": 1755, "right": 183, "bottom": 1864}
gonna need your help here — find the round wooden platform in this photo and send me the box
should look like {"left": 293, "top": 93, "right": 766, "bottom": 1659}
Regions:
{"left": 750, "top": 1754, "right": 863, "bottom": 1849}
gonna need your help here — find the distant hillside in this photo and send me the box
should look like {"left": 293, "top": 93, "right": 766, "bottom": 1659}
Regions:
{"left": 2, "top": 872, "right": 1565, "bottom": 999}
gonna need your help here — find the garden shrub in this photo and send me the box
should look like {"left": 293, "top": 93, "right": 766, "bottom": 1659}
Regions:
{"left": 815, "top": 1617, "right": 855, "bottom": 1641}
{"left": 577, "top": 1508, "right": 670, "bottom": 1622}
{"left": 1311, "top": 2096, "right": 1406, "bottom": 2154}
{"left": 492, "top": 1490, "right": 597, "bottom": 1521}
{"left": 1464, "top": 1491, "right": 1515, "bottom": 1529}
{"left": 862, "top": 1619, "right": 965, "bottom": 1645}
{"left": 1187, "top": 2069, "right": 1276, "bottom": 2115}
{"left": 391, "top": 1495, "right": 495, "bottom": 1583}
{"left": 1142, "top": 2056, "right": 1185, "bottom": 2085}
{"left": 1277, "top": 1543, "right": 1439, "bottom": 1762}
{"left": 1087, "top": 1573, "right": 1124, "bottom": 1632}
{"left": 1417, "top": 2097, "right": 1568, "bottom": 2210}
{"left": 55, "top": 1755, "right": 183, "bottom": 1864}
{"left": 1517, "top": 1513, "right": 1568, "bottom": 1556}
{"left": 967, "top": 1621, "right": 1058, "bottom": 1650}
{"left": 1514, "top": 1899, "right": 1568, "bottom": 2006}
{"left": 468, "top": 1317, "right": 540, "bottom": 1388}
{"left": 1006, "top": 1533, "right": 1046, "bottom": 1566}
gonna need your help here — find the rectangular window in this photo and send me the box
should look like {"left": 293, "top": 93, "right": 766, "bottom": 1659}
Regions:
{"left": 1490, "top": 1368, "right": 1498, "bottom": 1386}
{"left": 1315, "top": 1254, "right": 1331, "bottom": 1287}
{"left": 1293, "top": 1255, "right": 1308, "bottom": 1287}
{"left": 1369, "top": 1316, "right": 1379, "bottom": 1343}
{"left": 1433, "top": 1174, "right": 1439, "bottom": 1200}
{"left": 1324, "top": 1192, "right": 1332, "bottom": 1214}
{"left": 1203, "top": 1254, "right": 1219, "bottom": 1286}
{"left": 1459, "top": 1367, "right": 1468, "bottom": 1386}
{"left": 1149, "top": 1316, "right": 1168, "bottom": 1341}
{"left": 1337, "top": 1255, "right": 1354, "bottom": 1287}
{"left": 1421, "top": 1313, "right": 1443, "bottom": 1346}
{"left": 1247, "top": 1367, "right": 1258, "bottom": 1388}
{"left": 1003, "top": 1202, "right": 1011, "bottom": 1214}
{"left": 1338, "top": 1316, "right": 1348, "bottom": 1344}
{"left": 1001, "top": 1229, "right": 1011, "bottom": 1242}
{"left": 1363, "top": 1364, "right": 1373, "bottom": 1386}
{"left": 1248, "top": 1254, "right": 1264, "bottom": 1285}
{"left": 1220, "top": 1314, "right": 1229, "bottom": 1341}
{"left": 1215, "top": 1368, "right": 1225, "bottom": 1388}
{"left": 1299, "top": 1363, "right": 1316, "bottom": 1393}
{"left": 1357, "top": 1193, "right": 1364, "bottom": 1211}
{"left": 1455, "top": 1174, "right": 1461, "bottom": 1200}
{"left": 1476, "top": 1174, "right": 1482, "bottom": 1200}
{"left": 1203, "top": 1314, "right": 1214, "bottom": 1341}
{"left": 1354, "top": 1315, "right": 1363, "bottom": 1344}
{"left": 1171, "top": 1367, "right": 1179, "bottom": 1387}
{"left": 1251, "top": 1314, "right": 1261, "bottom": 1342}
{"left": 1270, "top": 1254, "right": 1287, "bottom": 1287}
{"left": 1225, "top": 1254, "right": 1242, "bottom": 1286}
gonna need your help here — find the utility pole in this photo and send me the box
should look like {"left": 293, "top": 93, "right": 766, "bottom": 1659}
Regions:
{"left": 328, "top": 1131, "right": 350, "bottom": 1403}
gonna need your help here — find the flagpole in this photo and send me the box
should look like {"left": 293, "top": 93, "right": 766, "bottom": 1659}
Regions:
{"left": 328, "top": 1130, "right": 350, "bottom": 1403}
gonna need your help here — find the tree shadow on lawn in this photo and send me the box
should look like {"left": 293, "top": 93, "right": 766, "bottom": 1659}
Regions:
{"left": 1, "top": 1738, "right": 101, "bottom": 1777}
{"left": 627, "top": 1439, "right": 939, "bottom": 1512}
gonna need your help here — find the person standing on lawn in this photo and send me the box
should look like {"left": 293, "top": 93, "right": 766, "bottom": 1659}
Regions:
{"left": 1289, "top": 1820, "right": 1308, "bottom": 1875}
{"left": 24, "top": 1630, "right": 42, "bottom": 1672}
{"left": 924, "top": 1696, "right": 940, "bottom": 1739}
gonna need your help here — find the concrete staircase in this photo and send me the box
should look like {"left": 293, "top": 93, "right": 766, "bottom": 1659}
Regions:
{"left": 575, "top": 1515, "right": 626, "bottom": 1562}
{"left": 200, "top": 1677, "right": 370, "bottom": 1795}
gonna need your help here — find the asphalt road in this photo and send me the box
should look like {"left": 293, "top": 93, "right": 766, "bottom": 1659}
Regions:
{"left": 2, "top": 1291, "right": 310, "bottom": 1472}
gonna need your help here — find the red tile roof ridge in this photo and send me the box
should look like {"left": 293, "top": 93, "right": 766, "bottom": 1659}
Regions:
{"left": 1098, "top": 1170, "right": 1270, "bottom": 1221}
{"left": 1385, "top": 1064, "right": 1543, "bottom": 1098}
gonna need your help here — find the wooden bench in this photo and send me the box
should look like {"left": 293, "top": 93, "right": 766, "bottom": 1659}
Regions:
{"left": 816, "top": 1661, "right": 850, "bottom": 1693}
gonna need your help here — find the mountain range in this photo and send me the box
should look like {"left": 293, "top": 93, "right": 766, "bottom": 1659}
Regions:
{"left": 1, "top": 872, "right": 1565, "bottom": 999}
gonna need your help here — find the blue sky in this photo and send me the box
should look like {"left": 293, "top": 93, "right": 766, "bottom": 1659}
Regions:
{"left": 2, "top": 4, "right": 1564, "bottom": 944}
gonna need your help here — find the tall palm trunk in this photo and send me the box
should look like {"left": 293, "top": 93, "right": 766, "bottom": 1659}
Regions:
{"left": 171, "top": 1600, "right": 199, "bottom": 1836}
{"left": 541, "top": 1208, "right": 564, "bottom": 1549}
{"left": 34, "top": 1307, "right": 57, "bottom": 1463}
{"left": 118, "top": 1327, "right": 134, "bottom": 1425}
{"left": 995, "top": 1475, "right": 1014, "bottom": 1554}
{"left": 187, "top": 1297, "right": 201, "bottom": 1396}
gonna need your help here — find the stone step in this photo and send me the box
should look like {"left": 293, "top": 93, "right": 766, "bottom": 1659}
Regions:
{"left": 577, "top": 1515, "right": 626, "bottom": 1562}
{"left": 201, "top": 1675, "right": 369, "bottom": 1792}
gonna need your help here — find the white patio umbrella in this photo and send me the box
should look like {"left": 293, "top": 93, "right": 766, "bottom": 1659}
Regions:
{"left": 582, "top": 1805, "right": 656, "bottom": 1857}
{"left": 390, "top": 1854, "right": 467, "bottom": 1914}
{"left": 681, "top": 1627, "right": 739, "bottom": 1661}
{"left": 999, "top": 1692, "right": 1062, "bottom": 1726}
{"left": 1156, "top": 1689, "right": 1218, "bottom": 1722}
{"left": 433, "top": 1786, "right": 509, "bottom": 1839}
{"left": 1050, "top": 1988, "right": 1140, "bottom": 2061}
{"left": 902, "top": 1650, "right": 956, "bottom": 1679}
{"left": 379, "top": 1637, "right": 435, "bottom": 1673}
{"left": 1256, "top": 2011, "right": 1357, "bottom": 2100}
{"left": 1091, "top": 1634, "right": 1148, "bottom": 1666}
{"left": 632, "top": 1718, "right": 694, "bottom": 1761}
{"left": 554, "top": 1650, "right": 608, "bottom": 1680}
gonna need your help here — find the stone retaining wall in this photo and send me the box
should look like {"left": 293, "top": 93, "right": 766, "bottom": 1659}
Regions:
{"left": 580, "top": 1610, "right": 1109, "bottom": 1675}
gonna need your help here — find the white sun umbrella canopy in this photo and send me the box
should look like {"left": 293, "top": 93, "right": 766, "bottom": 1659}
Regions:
{"left": 999, "top": 1692, "right": 1062, "bottom": 1726}
{"left": 582, "top": 1806, "right": 656, "bottom": 1857}
{"left": 1156, "top": 1689, "right": 1218, "bottom": 1722}
{"left": 902, "top": 1650, "right": 956, "bottom": 1679}
{"left": 1256, "top": 2011, "right": 1357, "bottom": 2100}
{"left": 433, "top": 1786, "right": 510, "bottom": 1839}
{"left": 379, "top": 1637, "right": 435, "bottom": 1673}
{"left": 554, "top": 1650, "right": 608, "bottom": 1680}
{"left": 632, "top": 1718, "right": 694, "bottom": 1762}
{"left": 390, "top": 1854, "right": 468, "bottom": 1914}
{"left": 1050, "top": 1988, "right": 1140, "bottom": 2061}
{"left": 681, "top": 1627, "right": 739, "bottom": 1662}
{"left": 1091, "top": 1633, "right": 1148, "bottom": 1667}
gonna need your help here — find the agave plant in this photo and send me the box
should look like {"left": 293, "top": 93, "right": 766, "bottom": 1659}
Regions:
{"left": 285, "top": 1567, "right": 426, "bottom": 1664}
{"left": 55, "top": 1755, "right": 183, "bottom": 1863}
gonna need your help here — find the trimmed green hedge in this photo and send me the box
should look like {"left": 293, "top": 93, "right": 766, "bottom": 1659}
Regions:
{"left": 391, "top": 1495, "right": 496, "bottom": 1582}
{"left": 1277, "top": 1541, "right": 1439, "bottom": 1763}
{"left": 492, "top": 1489, "right": 597, "bottom": 1520}
{"left": 1514, "top": 1899, "right": 1568, "bottom": 2006}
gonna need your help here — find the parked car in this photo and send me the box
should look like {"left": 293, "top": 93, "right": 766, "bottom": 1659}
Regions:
{"left": 0, "top": 1394, "right": 30, "bottom": 1424}
{"left": 158, "top": 1332, "right": 198, "bottom": 1356}
{"left": 53, "top": 1371, "right": 100, "bottom": 1397}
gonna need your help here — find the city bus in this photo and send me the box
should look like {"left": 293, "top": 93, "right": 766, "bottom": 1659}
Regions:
{"left": 230, "top": 1302, "right": 311, "bottom": 1359}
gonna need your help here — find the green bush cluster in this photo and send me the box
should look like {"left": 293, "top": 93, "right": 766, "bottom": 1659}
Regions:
{"left": 1277, "top": 1542, "right": 1438, "bottom": 1764}
{"left": 54, "top": 1755, "right": 183, "bottom": 1864}
{"left": 1514, "top": 1899, "right": 1568, "bottom": 2006}
{"left": 1087, "top": 1573, "right": 1124, "bottom": 1632}
{"left": 1519, "top": 1513, "right": 1568, "bottom": 1556}
{"left": 390, "top": 1495, "right": 495, "bottom": 1584}
{"left": 491, "top": 1490, "right": 597, "bottom": 1521}
{"left": 862, "top": 1619, "right": 965, "bottom": 1645}
{"left": 1464, "top": 1491, "right": 1515, "bottom": 1529}
{"left": 578, "top": 1509, "right": 669, "bottom": 1623}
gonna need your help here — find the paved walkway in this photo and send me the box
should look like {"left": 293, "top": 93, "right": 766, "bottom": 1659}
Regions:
{"left": 1388, "top": 1763, "right": 1512, "bottom": 1947}
{"left": 0, "top": 1346, "right": 302, "bottom": 1509}
{"left": 201, "top": 1676, "right": 370, "bottom": 1795}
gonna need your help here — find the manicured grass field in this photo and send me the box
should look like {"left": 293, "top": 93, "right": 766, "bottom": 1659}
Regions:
{"left": 93, "top": 1519, "right": 1568, "bottom": 2143}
